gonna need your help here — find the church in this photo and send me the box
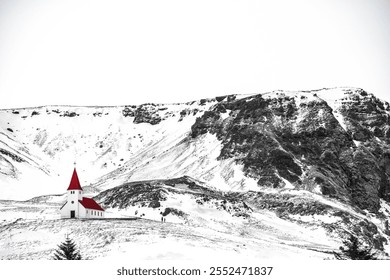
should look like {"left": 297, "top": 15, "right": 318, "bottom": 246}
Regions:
{"left": 60, "top": 168, "right": 105, "bottom": 219}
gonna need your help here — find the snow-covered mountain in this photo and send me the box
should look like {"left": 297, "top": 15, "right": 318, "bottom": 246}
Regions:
{"left": 0, "top": 93, "right": 263, "bottom": 200}
{"left": 1, "top": 87, "right": 390, "bottom": 259}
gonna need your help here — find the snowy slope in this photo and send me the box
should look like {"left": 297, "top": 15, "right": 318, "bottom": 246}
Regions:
{"left": 0, "top": 189, "right": 339, "bottom": 260}
{"left": 0, "top": 216, "right": 334, "bottom": 260}
{"left": 2, "top": 178, "right": 390, "bottom": 259}
{"left": 0, "top": 101, "right": 213, "bottom": 199}
{"left": 0, "top": 96, "right": 259, "bottom": 199}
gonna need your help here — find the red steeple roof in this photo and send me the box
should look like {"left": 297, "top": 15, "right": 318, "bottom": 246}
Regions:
{"left": 67, "top": 168, "right": 83, "bottom": 191}
{"left": 79, "top": 197, "right": 105, "bottom": 211}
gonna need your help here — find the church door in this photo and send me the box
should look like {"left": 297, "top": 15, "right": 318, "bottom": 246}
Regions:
{"left": 70, "top": 211, "right": 75, "bottom": 218}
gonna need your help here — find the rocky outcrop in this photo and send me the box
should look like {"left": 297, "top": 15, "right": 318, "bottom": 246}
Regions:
{"left": 94, "top": 176, "right": 389, "bottom": 251}
{"left": 122, "top": 102, "right": 206, "bottom": 125}
{"left": 133, "top": 104, "right": 162, "bottom": 125}
{"left": 190, "top": 89, "right": 390, "bottom": 212}
{"left": 95, "top": 176, "right": 253, "bottom": 218}
{"left": 122, "top": 104, "right": 162, "bottom": 125}
{"left": 338, "top": 89, "right": 390, "bottom": 140}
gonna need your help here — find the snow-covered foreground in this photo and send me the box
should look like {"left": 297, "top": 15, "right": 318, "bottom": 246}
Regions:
{"left": 2, "top": 174, "right": 390, "bottom": 260}
{"left": 0, "top": 200, "right": 338, "bottom": 260}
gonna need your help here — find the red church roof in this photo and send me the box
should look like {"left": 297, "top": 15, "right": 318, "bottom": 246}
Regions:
{"left": 79, "top": 197, "right": 105, "bottom": 211}
{"left": 67, "top": 168, "right": 83, "bottom": 191}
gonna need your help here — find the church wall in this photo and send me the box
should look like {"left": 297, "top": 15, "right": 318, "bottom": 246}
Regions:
{"left": 60, "top": 202, "right": 69, "bottom": 218}
{"left": 79, "top": 205, "right": 86, "bottom": 218}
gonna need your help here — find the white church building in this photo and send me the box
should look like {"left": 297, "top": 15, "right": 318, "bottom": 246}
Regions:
{"left": 60, "top": 168, "right": 105, "bottom": 219}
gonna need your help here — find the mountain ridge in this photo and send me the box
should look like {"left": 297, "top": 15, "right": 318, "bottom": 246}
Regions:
{"left": 1, "top": 87, "right": 390, "bottom": 205}
{"left": 5, "top": 86, "right": 385, "bottom": 111}
{"left": 2, "top": 87, "right": 390, "bottom": 258}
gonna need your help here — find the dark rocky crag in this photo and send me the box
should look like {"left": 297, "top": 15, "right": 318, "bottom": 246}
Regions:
{"left": 190, "top": 88, "right": 390, "bottom": 213}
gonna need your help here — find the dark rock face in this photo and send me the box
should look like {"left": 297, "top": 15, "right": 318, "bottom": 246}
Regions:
{"left": 133, "top": 104, "right": 162, "bottom": 125}
{"left": 122, "top": 104, "right": 163, "bottom": 125}
{"left": 334, "top": 90, "right": 390, "bottom": 207}
{"left": 122, "top": 106, "right": 136, "bottom": 117}
{"left": 190, "top": 89, "right": 390, "bottom": 212}
{"left": 60, "top": 111, "right": 78, "bottom": 117}
{"left": 339, "top": 89, "right": 390, "bottom": 140}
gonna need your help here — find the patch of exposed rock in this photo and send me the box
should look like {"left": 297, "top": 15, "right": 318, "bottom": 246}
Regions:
{"left": 190, "top": 89, "right": 390, "bottom": 212}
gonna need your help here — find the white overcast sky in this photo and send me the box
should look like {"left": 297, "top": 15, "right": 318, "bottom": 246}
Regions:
{"left": 0, "top": 0, "right": 389, "bottom": 108}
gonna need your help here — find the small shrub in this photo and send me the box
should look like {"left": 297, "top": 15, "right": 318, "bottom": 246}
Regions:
{"left": 53, "top": 236, "right": 82, "bottom": 260}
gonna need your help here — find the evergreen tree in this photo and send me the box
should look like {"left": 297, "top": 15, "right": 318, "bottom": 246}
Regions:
{"left": 334, "top": 234, "right": 377, "bottom": 260}
{"left": 53, "top": 235, "right": 82, "bottom": 260}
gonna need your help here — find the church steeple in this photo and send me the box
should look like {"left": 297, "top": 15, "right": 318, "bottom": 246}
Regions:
{"left": 67, "top": 168, "right": 83, "bottom": 191}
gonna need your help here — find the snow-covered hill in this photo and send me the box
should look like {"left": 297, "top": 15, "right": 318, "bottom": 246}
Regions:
{"left": 0, "top": 213, "right": 334, "bottom": 260}
{"left": 0, "top": 100, "right": 213, "bottom": 199}
{"left": 1, "top": 176, "right": 389, "bottom": 259}
{"left": 0, "top": 179, "right": 342, "bottom": 260}
{"left": 0, "top": 94, "right": 264, "bottom": 200}
{"left": 1, "top": 87, "right": 390, "bottom": 259}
